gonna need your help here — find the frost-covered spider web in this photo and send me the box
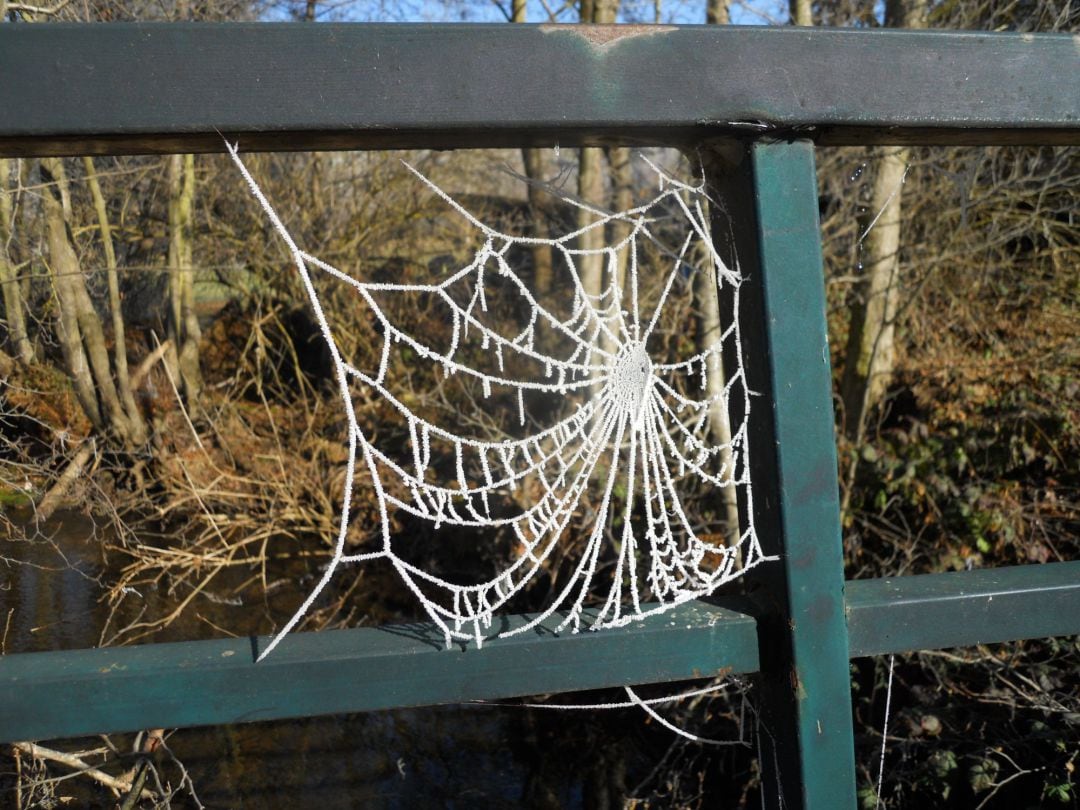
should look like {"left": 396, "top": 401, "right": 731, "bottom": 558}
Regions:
{"left": 228, "top": 144, "right": 772, "bottom": 661}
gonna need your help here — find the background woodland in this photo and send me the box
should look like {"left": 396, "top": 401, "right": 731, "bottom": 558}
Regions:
{"left": 0, "top": 0, "right": 1077, "bottom": 807}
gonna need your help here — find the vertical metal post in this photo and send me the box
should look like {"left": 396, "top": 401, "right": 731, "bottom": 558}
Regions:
{"left": 707, "top": 139, "right": 856, "bottom": 809}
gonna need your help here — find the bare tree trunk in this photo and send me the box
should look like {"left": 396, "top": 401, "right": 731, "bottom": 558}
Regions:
{"left": 578, "top": 0, "right": 619, "bottom": 352}
{"left": 83, "top": 156, "right": 146, "bottom": 444}
{"left": 707, "top": 0, "right": 730, "bottom": 24}
{"left": 841, "top": 147, "right": 907, "bottom": 439}
{"left": 41, "top": 158, "right": 103, "bottom": 430}
{"left": 48, "top": 269, "right": 101, "bottom": 428}
{"left": 840, "top": 0, "right": 926, "bottom": 441}
{"left": 167, "top": 153, "right": 203, "bottom": 406}
{"left": 0, "top": 158, "right": 33, "bottom": 364}
{"left": 595, "top": 0, "right": 626, "bottom": 312}
{"left": 513, "top": 0, "right": 555, "bottom": 297}
{"left": 577, "top": 0, "right": 606, "bottom": 353}
{"left": 606, "top": 145, "right": 632, "bottom": 319}
{"left": 577, "top": 141, "right": 608, "bottom": 413}
{"left": 577, "top": 147, "right": 605, "bottom": 302}
{"left": 693, "top": 247, "right": 741, "bottom": 546}
{"left": 522, "top": 150, "right": 554, "bottom": 296}
{"left": 41, "top": 157, "right": 136, "bottom": 445}
{"left": 16, "top": 160, "right": 31, "bottom": 308}
{"left": 791, "top": 0, "right": 812, "bottom": 25}
{"left": 575, "top": 0, "right": 616, "bottom": 429}
{"left": 701, "top": 0, "right": 740, "bottom": 546}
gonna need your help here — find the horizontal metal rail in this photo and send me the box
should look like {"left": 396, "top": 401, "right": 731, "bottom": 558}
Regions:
{"left": 1, "top": 23, "right": 1079, "bottom": 157}
{"left": 0, "top": 601, "right": 759, "bottom": 743}
{"left": 2, "top": 561, "right": 1077, "bottom": 744}
{"left": 846, "top": 561, "right": 1080, "bottom": 657}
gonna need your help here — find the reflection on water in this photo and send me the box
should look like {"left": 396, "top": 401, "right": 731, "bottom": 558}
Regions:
{"left": 172, "top": 709, "right": 576, "bottom": 809}
{"left": 2, "top": 512, "right": 107, "bottom": 654}
{"left": 171, "top": 710, "right": 525, "bottom": 808}
{"left": 1, "top": 513, "right": 668, "bottom": 808}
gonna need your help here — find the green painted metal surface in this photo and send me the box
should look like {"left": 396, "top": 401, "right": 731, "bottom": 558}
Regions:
{"left": 708, "top": 140, "right": 857, "bottom": 810}
{"left": 847, "top": 561, "right": 1080, "bottom": 657}
{"left": 2, "top": 24, "right": 1080, "bottom": 157}
{"left": 2, "top": 564, "right": 1077, "bottom": 744}
{"left": 0, "top": 601, "right": 757, "bottom": 744}
{"left": 750, "top": 141, "right": 857, "bottom": 810}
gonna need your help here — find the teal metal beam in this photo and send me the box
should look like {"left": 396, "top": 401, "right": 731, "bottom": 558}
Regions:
{"left": 1, "top": 24, "right": 1079, "bottom": 157}
{"left": 707, "top": 140, "right": 857, "bottom": 810}
{"left": 1, "top": 564, "right": 1077, "bottom": 744}
{"left": 0, "top": 601, "right": 757, "bottom": 744}
{"left": 847, "top": 560, "right": 1080, "bottom": 657}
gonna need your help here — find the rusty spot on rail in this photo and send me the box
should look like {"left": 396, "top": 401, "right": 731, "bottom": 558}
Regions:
{"left": 540, "top": 24, "right": 677, "bottom": 49}
{"left": 791, "top": 668, "right": 809, "bottom": 701}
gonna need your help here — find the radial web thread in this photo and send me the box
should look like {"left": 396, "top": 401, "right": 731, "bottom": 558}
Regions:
{"left": 228, "top": 145, "right": 774, "bottom": 661}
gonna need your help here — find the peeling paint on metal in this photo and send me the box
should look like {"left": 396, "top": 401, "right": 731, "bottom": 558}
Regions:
{"left": 540, "top": 23, "right": 677, "bottom": 50}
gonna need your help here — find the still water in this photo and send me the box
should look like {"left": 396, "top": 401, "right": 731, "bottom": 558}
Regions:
{"left": 1, "top": 513, "right": 673, "bottom": 809}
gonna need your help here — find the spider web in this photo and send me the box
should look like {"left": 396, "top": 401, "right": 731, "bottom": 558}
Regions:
{"left": 228, "top": 145, "right": 772, "bottom": 661}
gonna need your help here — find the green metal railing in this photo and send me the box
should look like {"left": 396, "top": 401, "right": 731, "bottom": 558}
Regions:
{"left": 1, "top": 23, "right": 1078, "bottom": 810}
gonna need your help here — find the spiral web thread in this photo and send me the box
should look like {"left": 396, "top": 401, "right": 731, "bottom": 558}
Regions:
{"left": 228, "top": 145, "right": 772, "bottom": 662}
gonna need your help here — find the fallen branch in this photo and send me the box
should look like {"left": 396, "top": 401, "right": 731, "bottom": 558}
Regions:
{"left": 6, "top": 0, "right": 76, "bottom": 17}
{"left": 11, "top": 741, "right": 156, "bottom": 802}
{"left": 34, "top": 438, "right": 95, "bottom": 523}
{"left": 130, "top": 339, "right": 173, "bottom": 391}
